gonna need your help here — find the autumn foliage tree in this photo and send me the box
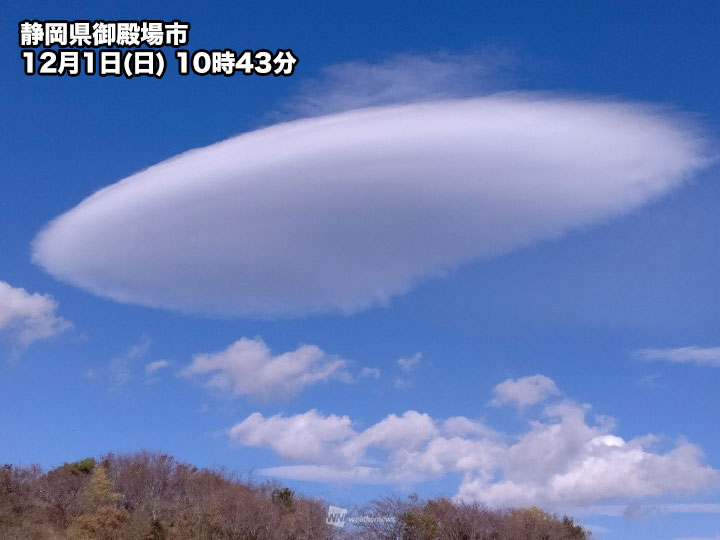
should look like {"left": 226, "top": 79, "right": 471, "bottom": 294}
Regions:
{"left": 0, "top": 452, "right": 589, "bottom": 540}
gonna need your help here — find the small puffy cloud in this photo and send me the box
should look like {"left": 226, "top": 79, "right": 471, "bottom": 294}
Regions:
{"left": 491, "top": 374, "right": 560, "bottom": 408}
{"left": 228, "top": 378, "right": 718, "bottom": 509}
{"left": 0, "top": 280, "right": 70, "bottom": 346}
{"left": 33, "top": 73, "right": 710, "bottom": 318}
{"left": 182, "top": 337, "right": 350, "bottom": 399}
{"left": 145, "top": 359, "right": 169, "bottom": 375}
{"left": 229, "top": 410, "right": 355, "bottom": 463}
{"left": 636, "top": 346, "right": 720, "bottom": 367}
{"left": 360, "top": 366, "right": 380, "bottom": 378}
{"left": 397, "top": 352, "right": 421, "bottom": 371}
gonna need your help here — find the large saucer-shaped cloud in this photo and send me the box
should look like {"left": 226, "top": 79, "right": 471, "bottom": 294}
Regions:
{"left": 33, "top": 95, "right": 709, "bottom": 317}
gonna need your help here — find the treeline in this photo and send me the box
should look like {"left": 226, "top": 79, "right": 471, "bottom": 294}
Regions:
{"left": 0, "top": 451, "right": 590, "bottom": 540}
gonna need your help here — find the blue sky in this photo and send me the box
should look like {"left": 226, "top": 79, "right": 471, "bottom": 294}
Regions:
{"left": 2, "top": 2, "right": 720, "bottom": 539}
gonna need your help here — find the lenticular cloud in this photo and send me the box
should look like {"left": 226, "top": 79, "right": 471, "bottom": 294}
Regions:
{"left": 33, "top": 95, "right": 709, "bottom": 317}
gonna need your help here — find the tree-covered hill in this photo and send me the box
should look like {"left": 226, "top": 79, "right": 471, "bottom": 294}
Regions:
{"left": 1, "top": 451, "right": 590, "bottom": 540}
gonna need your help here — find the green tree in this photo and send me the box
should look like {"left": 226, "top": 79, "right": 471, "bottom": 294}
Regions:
{"left": 85, "top": 465, "right": 119, "bottom": 509}
{"left": 271, "top": 487, "right": 295, "bottom": 511}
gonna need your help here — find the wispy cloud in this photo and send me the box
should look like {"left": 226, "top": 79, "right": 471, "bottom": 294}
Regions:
{"left": 635, "top": 373, "right": 665, "bottom": 388}
{"left": 570, "top": 502, "right": 720, "bottom": 517}
{"left": 397, "top": 352, "right": 421, "bottom": 372}
{"left": 393, "top": 352, "right": 423, "bottom": 389}
{"left": 636, "top": 346, "right": 720, "bottom": 367}
{"left": 393, "top": 377, "right": 414, "bottom": 390}
{"left": 84, "top": 337, "right": 159, "bottom": 390}
{"left": 109, "top": 337, "right": 151, "bottom": 389}
{"left": 145, "top": 359, "right": 170, "bottom": 375}
{"left": 583, "top": 524, "right": 611, "bottom": 535}
{"left": 0, "top": 280, "right": 70, "bottom": 347}
{"left": 283, "top": 49, "right": 518, "bottom": 118}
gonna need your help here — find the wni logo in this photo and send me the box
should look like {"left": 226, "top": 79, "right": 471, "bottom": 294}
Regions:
{"left": 326, "top": 505, "right": 348, "bottom": 528}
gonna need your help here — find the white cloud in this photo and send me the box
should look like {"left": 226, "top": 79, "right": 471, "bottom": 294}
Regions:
{"left": 107, "top": 337, "right": 151, "bottom": 389}
{"left": 33, "top": 86, "right": 709, "bottom": 318}
{"left": 350, "top": 411, "right": 438, "bottom": 453}
{"left": 260, "top": 464, "right": 386, "bottom": 484}
{"left": 84, "top": 337, "right": 159, "bottom": 390}
{"left": 0, "top": 280, "right": 70, "bottom": 346}
{"left": 182, "top": 337, "right": 350, "bottom": 399}
{"left": 567, "top": 502, "right": 720, "bottom": 517}
{"left": 397, "top": 352, "right": 421, "bottom": 371}
{"left": 228, "top": 376, "right": 719, "bottom": 509}
{"left": 636, "top": 346, "right": 720, "bottom": 367}
{"left": 284, "top": 50, "right": 517, "bottom": 118}
{"left": 491, "top": 374, "right": 560, "bottom": 407}
{"left": 145, "top": 359, "right": 169, "bottom": 375}
{"left": 360, "top": 366, "right": 380, "bottom": 378}
{"left": 229, "top": 410, "right": 355, "bottom": 463}
{"left": 660, "top": 504, "right": 720, "bottom": 514}
{"left": 394, "top": 352, "right": 422, "bottom": 388}
{"left": 583, "top": 524, "right": 611, "bottom": 535}
{"left": 636, "top": 373, "right": 664, "bottom": 388}
{"left": 442, "top": 416, "right": 497, "bottom": 438}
